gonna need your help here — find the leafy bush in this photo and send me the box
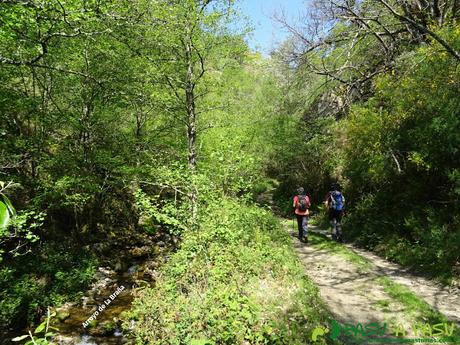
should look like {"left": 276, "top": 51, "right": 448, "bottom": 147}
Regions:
{"left": 12, "top": 308, "right": 59, "bottom": 345}
{"left": 0, "top": 194, "right": 45, "bottom": 262}
{"left": 0, "top": 244, "right": 97, "bottom": 329}
{"left": 338, "top": 29, "right": 460, "bottom": 281}
{"left": 126, "top": 199, "right": 332, "bottom": 344}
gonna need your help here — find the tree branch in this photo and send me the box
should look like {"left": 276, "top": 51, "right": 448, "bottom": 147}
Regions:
{"left": 379, "top": 0, "right": 460, "bottom": 61}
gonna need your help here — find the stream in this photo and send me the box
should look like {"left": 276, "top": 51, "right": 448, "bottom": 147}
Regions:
{"left": 54, "top": 263, "right": 148, "bottom": 345}
{"left": 3, "top": 231, "right": 174, "bottom": 345}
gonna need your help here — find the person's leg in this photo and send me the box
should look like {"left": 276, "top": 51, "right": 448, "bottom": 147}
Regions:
{"left": 302, "top": 216, "right": 308, "bottom": 241}
{"left": 329, "top": 210, "right": 337, "bottom": 239}
{"left": 296, "top": 215, "right": 302, "bottom": 240}
{"left": 332, "top": 219, "right": 337, "bottom": 240}
{"left": 336, "top": 211, "right": 343, "bottom": 242}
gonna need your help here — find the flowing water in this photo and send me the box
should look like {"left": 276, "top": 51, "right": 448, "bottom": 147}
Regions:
{"left": 53, "top": 265, "right": 141, "bottom": 344}
{"left": 52, "top": 249, "right": 167, "bottom": 345}
{"left": 3, "top": 236, "right": 172, "bottom": 345}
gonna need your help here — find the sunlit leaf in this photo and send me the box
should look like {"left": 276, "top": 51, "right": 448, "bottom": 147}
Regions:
{"left": 11, "top": 335, "right": 29, "bottom": 341}
{"left": 0, "top": 200, "right": 10, "bottom": 230}
{"left": 34, "top": 320, "right": 47, "bottom": 333}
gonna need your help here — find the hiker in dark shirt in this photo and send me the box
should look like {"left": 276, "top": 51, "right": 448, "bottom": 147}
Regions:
{"left": 324, "top": 183, "right": 345, "bottom": 242}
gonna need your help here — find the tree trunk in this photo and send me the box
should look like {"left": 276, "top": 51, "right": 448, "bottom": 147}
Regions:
{"left": 453, "top": 0, "right": 460, "bottom": 23}
{"left": 185, "top": 34, "right": 198, "bottom": 224}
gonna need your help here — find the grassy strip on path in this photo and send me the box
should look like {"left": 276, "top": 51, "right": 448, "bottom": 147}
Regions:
{"left": 377, "top": 277, "right": 460, "bottom": 333}
{"left": 281, "top": 218, "right": 372, "bottom": 272}
{"left": 285, "top": 218, "right": 459, "bottom": 337}
{"left": 309, "top": 232, "right": 373, "bottom": 273}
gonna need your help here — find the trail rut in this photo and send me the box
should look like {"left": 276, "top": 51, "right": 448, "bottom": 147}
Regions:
{"left": 286, "top": 223, "right": 460, "bottom": 342}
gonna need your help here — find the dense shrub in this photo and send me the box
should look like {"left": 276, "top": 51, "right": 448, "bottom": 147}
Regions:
{"left": 126, "top": 199, "right": 332, "bottom": 344}
{"left": 339, "top": 28, "right": 460, "bottom": 281}
{"left": 271, "top": 25, "right": 460, "bottom": 282}
{"left": 0, "top": 244, "right": 96, "bottom": 330}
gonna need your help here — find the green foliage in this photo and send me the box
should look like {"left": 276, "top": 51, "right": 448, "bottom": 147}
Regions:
{"left": 2, "top": 0, "right": 459, "bottom": 341}
{"left": 270, "top": 15, "right": 460, "bottom": 281}
{"left": 134, "top": 188, "right": 188, "bottom": 236}
{"left": 0, "top": 195, "right": 12, "bottom": 230}
{"left": 12, "top": 308, "right": 59, "bottom": 345}
{"left": 199, "top": 53, "right": 283, "bottom": 199}
{"left": 271, "top": 115, "right": 343, "bottom": 213}
{"left": 0, "top": 182, "right": 16, "bottom": 230}
{"left": 0, "top": 0, "right": 335, "bottom": 340}
{"left": 126, "top": 199, "right": 332, "bottom": 344}
{"left": 0, "top": 244, "right": 96, "bottom": 330}
{"left": 0, "top": 0, "right": 280, "bottom": 334}
{"left": 8, "top": 209, "right": 44, "bottom": 243}
{"left": 336, "top": 28, "right": 460, "bottom": 280}
{"left": 0, "top": 184, "right": 45, "bottom": 262}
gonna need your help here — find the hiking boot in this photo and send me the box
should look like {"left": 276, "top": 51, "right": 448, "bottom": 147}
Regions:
{"left": 302, "top": 236, "right": 308, "bottom": 243}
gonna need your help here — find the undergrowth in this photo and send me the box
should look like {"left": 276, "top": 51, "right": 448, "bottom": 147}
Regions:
{"left": 0, "top": 243, "right": 97, "bottom": 330}
{"left": 126, "top": 199, "right": 335, "bottom": 345}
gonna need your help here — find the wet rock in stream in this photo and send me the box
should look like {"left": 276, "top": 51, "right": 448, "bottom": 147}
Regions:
{"left": 51, "top": 264, "right": 136, "bottom": 344}
{"left": 127, "top": 265, "right": 138, "bottom": 275}
{"left": 51, "top": 239, "right": 172, "bottom": 344}
{"left": 128, "top": 245, "right": 152, "bottom": 258}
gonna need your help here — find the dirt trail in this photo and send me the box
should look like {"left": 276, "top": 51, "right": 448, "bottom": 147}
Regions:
{"left": 344, "top": 242, "right": 460, "bottom": 324}
{"left": 310, "top": 226, "right": 460, "bottom": 324}
{"left": 286, "top": 223, "right": 460, "bottom": 337}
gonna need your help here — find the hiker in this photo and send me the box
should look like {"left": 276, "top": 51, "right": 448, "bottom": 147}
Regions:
{"left": 293, "top": 187, "right": 311, "bottom": 243}
{"left": 324, "top": 183, "right": 345, "bottom": 242}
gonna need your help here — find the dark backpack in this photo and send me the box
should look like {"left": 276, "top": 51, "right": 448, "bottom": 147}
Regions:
{"left": 297, "top": 195, "right": 308, "bottom": 211}
{"left": 331, "top": 191, "right": 344, "bottom": 211}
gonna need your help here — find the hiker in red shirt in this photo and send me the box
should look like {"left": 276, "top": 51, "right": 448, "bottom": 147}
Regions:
{"left": 293, "top": 187, "right": 311, "bottom": 243}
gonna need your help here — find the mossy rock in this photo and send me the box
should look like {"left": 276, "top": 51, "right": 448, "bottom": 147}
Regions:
{"left": 101, "top": 320, "right": 117, "bottom": 332}
{"left": 56, "top": 310, "right": 71, "bottom": 322}
{"left": 88, "top": 321, "right": 116, "bottom": 336}
{"left": 151, "top": 245, "right": 161, "bottom": 255}
{"left": 86, "top": 319, "right": 98, "bottom": 329}
{"left": 129, "top": 246, "right": 152, "bottom": 258}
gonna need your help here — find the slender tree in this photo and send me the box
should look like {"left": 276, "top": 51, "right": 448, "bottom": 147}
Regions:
{"left": 124, "top": 0, "right": 236, "bottom": 225}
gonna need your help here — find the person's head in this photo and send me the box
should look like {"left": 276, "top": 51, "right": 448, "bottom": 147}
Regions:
{"left": 331, "top": 183, "right": 341, "bottom": 191}
{"left": 297, "top": 187, "right": 305, "bottom": 195}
